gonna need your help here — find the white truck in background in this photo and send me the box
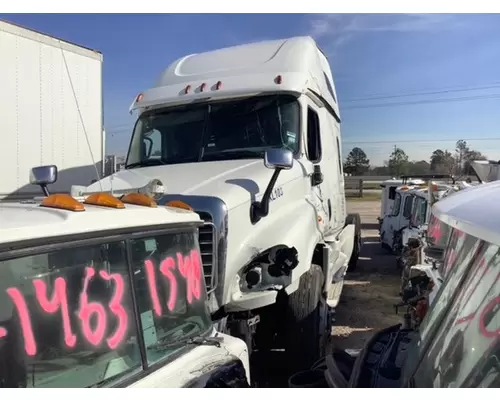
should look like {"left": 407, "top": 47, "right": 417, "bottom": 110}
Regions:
{"left": 69, "top": 36, "right": 362, "bottom": 374}
{"left": 0, "top": 20, "right": 104, "bottom": 200}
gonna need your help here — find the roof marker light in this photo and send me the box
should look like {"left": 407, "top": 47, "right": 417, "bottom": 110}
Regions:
{"left": 121, "top": 193, "right": 158, "bottom": 208}
{"left": 135, "top": 93, "right": 144, "bottom": 103}
{"left": 166, "top": 200, "right": 193, "bottom": 211}
{"left": 40, "top": 194, "right": 85, "bottom": 212}
{"left": 200, "top": 83, "right": 206, "bottom": 92}
{"left": 275, "top": 75, "right": 282, "bottom": 84}
{"left": 215, "top": 81, "right": 222, "bottom": 90}
{"left": 84, "top": 193, "right": 125, "bottom": 209}
{"left": 184, "top": 85, "right": 191, "bottom": 94}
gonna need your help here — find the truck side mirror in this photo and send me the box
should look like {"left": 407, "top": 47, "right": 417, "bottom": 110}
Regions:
{"left": 30, "top": 165, "right": 58, "bottom": 197}
{"left": 251, "top": 148, "right": 293, "bottom": 224}
{"left": 264, "top": 148, "right": 293, "bottom": 170}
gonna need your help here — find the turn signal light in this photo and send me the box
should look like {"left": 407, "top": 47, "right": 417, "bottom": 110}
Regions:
{"left": 121, "top": 193, "right": 157, "bottom": 208}
{"left": 166, "top": 200, "right": 193, "bottom": 211}
{"left": 40, "top": 194, "right": 85, "bottom": 212}
{"left": 84, "top": 193, "right": 125, "bottom": 209}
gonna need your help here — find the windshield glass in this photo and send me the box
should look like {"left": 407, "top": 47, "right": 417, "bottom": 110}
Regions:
{"left": 0, "top": 229, "right": 211, "bottom": 388}
{"left": 126, "top": 95, "right": 300, "bottom": 168}
{"left": 410, "top": 197, "right": 428, "bottom": 227}
{"left": 426, "top": 213, "right": 453, "bottom": 252}
{"left": 412, "top": 233, "right": 499, "bottom": 388}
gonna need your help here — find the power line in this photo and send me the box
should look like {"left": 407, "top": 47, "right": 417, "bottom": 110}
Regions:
{"left": 342, "top": 93, "right": 500, "bottom": 110}
{"left": 340, "top": 80, "right": 500, "bottom": 100}
{"left": 342, "top": 83, "right": 500, "bottom": 103}
{"left": 343, "top": 137, "right": 500, "bottom": 145}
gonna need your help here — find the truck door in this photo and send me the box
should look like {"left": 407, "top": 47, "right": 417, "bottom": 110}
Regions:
{"left": 382, "top": 192, "right": 403, "bottom": 247}
{"left": 303, "top": 99, "right": 339, "bottom": 232}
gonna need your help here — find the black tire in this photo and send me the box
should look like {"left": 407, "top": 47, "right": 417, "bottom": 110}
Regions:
{"left": 283, "top": 265, "right": 329, "bottom": 374}
{"left": 346, "top": 214, "right": 361, "bottom": 271}
{"left": 392, "top": 231, "right": 403, "bottom": 256}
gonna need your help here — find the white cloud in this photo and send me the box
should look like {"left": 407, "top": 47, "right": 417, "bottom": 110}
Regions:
{"left": 307, "top": 13, "right": 464, "bottom": 52}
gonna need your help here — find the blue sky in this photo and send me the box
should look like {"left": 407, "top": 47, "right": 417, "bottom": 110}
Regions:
{"left": 3, "top": 13, "right": 500, "bottom": 165}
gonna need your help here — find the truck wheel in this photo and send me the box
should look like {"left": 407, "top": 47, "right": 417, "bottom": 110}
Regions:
{"left": 346, "top": 214, "right": 361, "bottom": 271}
{"left": 349, "top": 233, "right": 361, "bottom": 271}
{"left": 283, "top": 265, "right": 329, "bottom": 373}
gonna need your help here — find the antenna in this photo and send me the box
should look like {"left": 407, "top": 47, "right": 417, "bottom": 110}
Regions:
{"left": 58, "top": 41, "right": 103, "bottom": 192}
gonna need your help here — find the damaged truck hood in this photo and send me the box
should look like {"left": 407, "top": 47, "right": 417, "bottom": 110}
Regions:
{"left": 84, "top": 159, "right": 301, "bottom": 209}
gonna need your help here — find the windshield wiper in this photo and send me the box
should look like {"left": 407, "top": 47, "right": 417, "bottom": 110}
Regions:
{"left": 148, "top": 335, "right": 224, "bottom": 351}
{"left": 125, "top": 158, "right": 167, "bottom": 169}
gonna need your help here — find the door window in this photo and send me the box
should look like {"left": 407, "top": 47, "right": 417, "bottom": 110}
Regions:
{"left": 306, "top": 107, "right": 322, "bottom": 163}
{"left": 391, "top": 193, "right": 402, "bottom": 216}
{"left": 403, "top": 196, "right": 414, "bottom": 219}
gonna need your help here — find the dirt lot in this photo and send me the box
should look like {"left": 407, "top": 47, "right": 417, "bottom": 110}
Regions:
{"left": 331, "top": 200, "right": 402, "bottom": 350}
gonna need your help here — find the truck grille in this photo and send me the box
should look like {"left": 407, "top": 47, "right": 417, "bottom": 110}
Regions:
{"left": 196, "top": 211, "right": 215, "bottom": 292}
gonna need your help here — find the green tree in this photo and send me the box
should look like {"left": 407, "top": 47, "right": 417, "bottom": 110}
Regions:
{"left": 388, "top": 147, "right": 409, "bottom": 177}
{"left": 408, "top": 160, "right": 431, "bottom": 175}
{"left": 343, "top": 147, "right": 370, "bottom": 175}
{"left": 463, "top": 150, "right": 487, "bottom": 175}
{"left": 455, "top": 140, "right": 469, "bottom": 175}
{"left": 430, "top": 149, "right": 455, "bottom": 175}
{"left": 454, "top": 140, "right": 487, "bottom": 175}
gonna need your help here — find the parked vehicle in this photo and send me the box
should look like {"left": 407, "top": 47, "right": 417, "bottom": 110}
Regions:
{"left": 69, "top": 36, "right": 362, "bottom": 373}
{"left": 0, "top": 166, "right": 250, "bottom": 388}
{"left": 398, "top": 160, "right": 500, "bottom": 316}
{"left": 294, "top": 178, "right": 500, "bottom": 388}
{"left": 378, "top": 178, "right": 425, "bottom": 232}
{"left": 0, "top": 20, "right": 105, "bottom": 201}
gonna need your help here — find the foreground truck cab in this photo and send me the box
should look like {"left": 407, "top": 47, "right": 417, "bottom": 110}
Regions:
{"left": 71, "top": 36, "right": 361, "bottom": 373}
{"left": 0, "top": 166, "right": 250, "bottom": 388}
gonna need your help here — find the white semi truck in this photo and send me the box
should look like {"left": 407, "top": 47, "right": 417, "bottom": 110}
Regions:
{"left": 0, "top": 20, "right": 105, "bottom": 200}
{"left": 70, "top": 36, "right": 362, "bottom": 373}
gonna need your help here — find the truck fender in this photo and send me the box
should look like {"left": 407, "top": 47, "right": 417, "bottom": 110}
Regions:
{"left": 225, "top": 205, "right": 321, "bottom": 306}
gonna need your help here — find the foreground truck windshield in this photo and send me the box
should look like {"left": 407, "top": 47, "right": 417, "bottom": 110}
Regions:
{"left": 0, "top": 229, "right": 212, "bottom": 388}
{"left": 126, "top": 95, "right": 300, "bottom": 168}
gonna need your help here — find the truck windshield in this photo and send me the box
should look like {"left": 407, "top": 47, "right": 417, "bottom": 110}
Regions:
{"left": 410, "top": 197, "right": 428, "bottom": 227}
{"left": 0, "top": 229, "right": 212, "bottom": 388}
{"left": 126, "top": 94, "right": 300, "bottom": 168}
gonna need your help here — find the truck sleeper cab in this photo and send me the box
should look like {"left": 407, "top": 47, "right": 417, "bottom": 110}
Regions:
{"left": 74, "top": 36, "right": 361, "bottom": 374}
{"left": 0, "top": 169, "right": 250, "bottom": 388}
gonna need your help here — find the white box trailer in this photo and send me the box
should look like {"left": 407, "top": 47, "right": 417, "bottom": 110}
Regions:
{"left": 0, "top": 20, "right": 104, "bottom": 200}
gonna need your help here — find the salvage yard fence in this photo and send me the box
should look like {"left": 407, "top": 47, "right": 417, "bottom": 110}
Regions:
{"left": 345, "top": 178, "right": 364, "bottom": 198}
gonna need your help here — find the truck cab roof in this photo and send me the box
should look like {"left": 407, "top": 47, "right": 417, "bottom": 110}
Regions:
{"left": 432, "top": 179, "right": 500, "bottom": 246}
{"left": 0, "top": 195, "right": 201, "bottom": 246}
{"left": 129, "top": 36, "right": 339, "bottom": 119}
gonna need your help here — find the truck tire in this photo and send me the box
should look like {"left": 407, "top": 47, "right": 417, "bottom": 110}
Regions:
{"left": 283, "top": 264, "right": 329, "bottom": 374}
{"left": 346, "top": 214, "right": 361, "bottom": 271}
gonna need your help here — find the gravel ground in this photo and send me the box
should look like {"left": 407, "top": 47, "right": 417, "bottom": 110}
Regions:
{"left": 331, "top": 200, "right": 402, "bottom": 351}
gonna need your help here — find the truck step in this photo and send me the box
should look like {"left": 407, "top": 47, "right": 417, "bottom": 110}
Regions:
{"left": 327, "top": 279, "right": 345, "bottom": 308}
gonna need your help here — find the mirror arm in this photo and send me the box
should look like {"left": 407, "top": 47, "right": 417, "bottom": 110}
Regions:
{"left": 40, "top": 184, "right": 50, "bottom": 197}
{"left": 250, "top": 168, "right": 282, "bottom": 224}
